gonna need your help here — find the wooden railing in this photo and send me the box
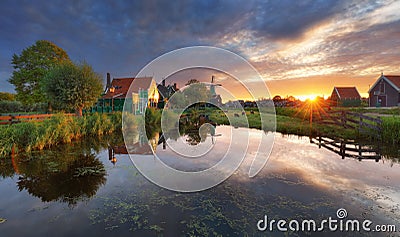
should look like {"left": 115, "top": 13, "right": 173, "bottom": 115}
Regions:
{"left": 0, "top": 113, "right": 75, "bottom": 125}
{"left": 315, "top": 110, "right": 382, "bottom": 135}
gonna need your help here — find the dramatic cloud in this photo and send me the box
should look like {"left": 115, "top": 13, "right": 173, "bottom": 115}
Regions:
{"left": 0, "top": 0, "right": 399, "bottom": 98}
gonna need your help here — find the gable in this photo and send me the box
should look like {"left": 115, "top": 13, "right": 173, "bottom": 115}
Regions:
{"left": 130, "top": 77, "right": 154, "bottom": 93}
{"left": 369, "top": 75, "right": 400, "bottom": 93}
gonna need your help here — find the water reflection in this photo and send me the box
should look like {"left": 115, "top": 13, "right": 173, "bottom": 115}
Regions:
{"left": 310, "top": 136, "right": 382, "bottom": 162}
{"left": 0, "top": 138, "right": 112, "bottom": 206}
{"left": 310, "top": 135, "right": 400, "bottom": 164}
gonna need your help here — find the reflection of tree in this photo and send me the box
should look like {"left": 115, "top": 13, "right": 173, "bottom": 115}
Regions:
{"left": 14, "top": 140, "right": 108, "bottom": 206}
{"left": 0, "top": 159, "right": 15, "bottom": 179}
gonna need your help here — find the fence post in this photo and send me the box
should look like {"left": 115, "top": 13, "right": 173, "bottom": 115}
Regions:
{"left": 340, "top": 140, "right": 345, "bottom": 159}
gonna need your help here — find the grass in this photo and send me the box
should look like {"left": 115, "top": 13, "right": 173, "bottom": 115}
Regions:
{"left": 381, "top": 116, "right": 400, "bottom": 144}
{"left": 0, "top": 112, "right": 125, "bottom": 158}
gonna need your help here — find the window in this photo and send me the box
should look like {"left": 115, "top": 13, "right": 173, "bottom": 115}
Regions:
{"left": 380, "top": 81, "right": 385, "bottom": 93}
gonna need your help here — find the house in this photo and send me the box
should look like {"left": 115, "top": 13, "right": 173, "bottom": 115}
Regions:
{"left": 93, "top": 73, "right": 158, "bottom": 113}
{"left": 157, "top": 80, "right": 177, "bottom": 108}
{"left": 368, "top": 74, "right": 400, "bottom": 107}
{"left": 330, "top": 87, "right": 361, "bottom": 107}
{"left": 94, "top": 73, "right": 135, "bottom": 112}
{"left": 130, "top": 77, "right": 159, "bottom": 114}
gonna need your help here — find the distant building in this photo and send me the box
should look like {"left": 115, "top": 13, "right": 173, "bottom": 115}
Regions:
{"left": 210, "top": 76, "right": 222, "bottom": 107}
{"left": 330, "top": 87, "right": 361, "bottom": 107}
{"left": 368, "top": 74, "right": 400, "bottom": 107}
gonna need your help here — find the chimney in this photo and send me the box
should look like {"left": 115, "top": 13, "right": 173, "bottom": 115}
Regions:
{"left": 106, "top": 73, "right": 111, "bottom": 88}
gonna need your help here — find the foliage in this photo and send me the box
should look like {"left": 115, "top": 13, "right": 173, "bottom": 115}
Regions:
{"left": 81, "top": 113, "right": 114, "bottom": 136}
{"left": 9, "top": 40, "right": 70, "bottom": 104}
{"left": 339, "top": 99, "right": 361, "bottom": 107}
{"left": 0, "top": 92, "right": 15, "bottom": 101}
{"left": 185, "top": 78, "right": 200, "bottom": 86}
{"left": 182, "top": 82, "right": 210, "bottom": 105}
{"left": 0, "top": 101, "right": 48, "bottom": 114}
{"left": 43, "top": 61, "right": 103, "bottom": 116}
{"left": 0, "top": 101, "right": 23, "bottom": 113}
{"left": 381, "top": 116, "right": 400, "bottom": 144}
{"left": 0, "top": 113, "right": 122, "bottom": 158}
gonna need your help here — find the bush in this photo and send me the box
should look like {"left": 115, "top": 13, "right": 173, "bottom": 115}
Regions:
{"left": 0, "top": 101, "right": 23, "bottom": 113}
{"left": 381, "top": 116, "right": 400, "bottom": 144}
{"left": 0, "top": 112, "right": 123, "bottom": 158}
{"left": 0, "top": 101, "right": 48, "bottom": 114}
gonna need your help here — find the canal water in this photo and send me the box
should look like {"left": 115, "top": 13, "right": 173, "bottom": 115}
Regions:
{"left": 0, "top": 126, "right": 399, "bottom": 236}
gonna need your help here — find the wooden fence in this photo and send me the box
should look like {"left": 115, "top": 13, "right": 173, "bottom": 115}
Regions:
{"left": 315, "top": 110, "right": 382, "bottom": 136}
{"left": 0, "top": 113, "right": 75, "bottom": 125}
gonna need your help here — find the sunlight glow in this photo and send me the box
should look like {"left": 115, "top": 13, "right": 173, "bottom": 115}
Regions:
{"left": 297, "top": 94, "right": 317, "bottom": 101}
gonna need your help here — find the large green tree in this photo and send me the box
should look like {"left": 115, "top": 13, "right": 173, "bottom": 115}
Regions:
{"left": 9, "top": 40, "right": 70, "bottom": 104}
{"left": 43, "top": 61, "right": 103, "bottom": 116}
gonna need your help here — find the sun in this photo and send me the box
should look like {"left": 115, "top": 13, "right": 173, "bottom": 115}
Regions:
{"left": 297, "top": 94, "right": 317, "bottom": 101}
{"left": 308, "top": 94, "right": 317, "bottom": 101}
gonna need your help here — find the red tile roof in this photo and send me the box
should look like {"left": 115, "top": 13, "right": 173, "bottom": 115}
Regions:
{"left": 102, "top": 77, "right": 134, "bottom": 99}
{"left": 334, "top": 87, "right": 361, "bottom": 99}
{"left": 384, "top": 75, "right": 400, "bottom": 90}
{"left": 101, "top": 77, "right": 153, "bottom": 99}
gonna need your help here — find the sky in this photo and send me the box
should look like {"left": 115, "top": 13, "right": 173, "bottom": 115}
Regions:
{"left": 1, "top": 0, "right": 399, "bottom": 99}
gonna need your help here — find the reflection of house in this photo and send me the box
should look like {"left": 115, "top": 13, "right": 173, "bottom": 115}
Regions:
{"left": 368, "top": 74, "right": 400, "bottom": 107}
{"left": 157, "top": 80, "right": 177, "bottom": 108}
{"left": 131, "top": 77, "right": 159, "bottom": 114}
{"left": 108, "top": 133, "right": 160, "bottom": 164}
{"left": 330, "top": 87, "right": 361, "bottom": 107}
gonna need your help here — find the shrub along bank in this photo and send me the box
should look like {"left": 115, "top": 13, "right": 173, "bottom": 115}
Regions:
{"left": 0, "top": 112, "right": 123, "bottom": 158}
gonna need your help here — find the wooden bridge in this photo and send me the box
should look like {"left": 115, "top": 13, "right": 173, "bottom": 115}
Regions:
{"left": 0, "top": 113, "right": 75, "bottom": 125}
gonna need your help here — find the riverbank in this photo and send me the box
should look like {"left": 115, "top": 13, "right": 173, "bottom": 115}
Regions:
{"left": 0, "top": 112, "right": 123, "bottom": 158}
{"left": 208, "top": 107, "right": 400, "bottom": 144}
{"left": 1, "top": 107, "right": 399, "bottom": 158}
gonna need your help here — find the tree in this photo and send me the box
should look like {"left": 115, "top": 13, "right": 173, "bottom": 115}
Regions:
{"left": 9, "top": 40, "right": 70, "bottom": 104}
{"left": 272, "top": 95, "right": 282, "bottom": 102}
{"left": 182, "top": 82, "right": 210, "bottom": 105}
{"left": 185, "top": 79, "right": 200, "bottom": 86}
{"left": 0, "top": 92, "right": 15, "bottom": 101}
{"left": 43, "top": 61, "right": 103, "bottom": 116}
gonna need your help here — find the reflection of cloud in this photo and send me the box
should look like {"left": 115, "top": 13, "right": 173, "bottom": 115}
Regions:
{"left": 229, "top": 130, "right": 400, "bottom": 223}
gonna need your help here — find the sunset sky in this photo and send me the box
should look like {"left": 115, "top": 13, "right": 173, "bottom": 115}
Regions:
{"left": 1, "top": 0, "right": 399, "bottom": 100}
